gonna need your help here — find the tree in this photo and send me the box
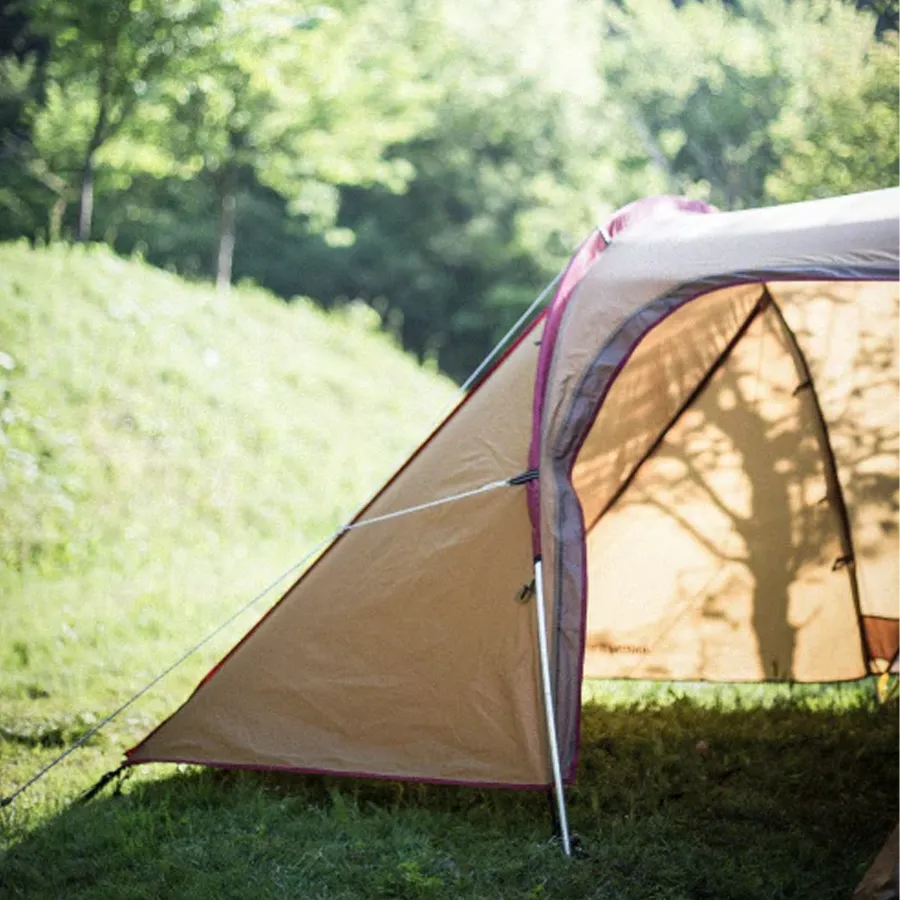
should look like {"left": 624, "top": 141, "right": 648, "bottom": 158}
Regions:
{"left": 293, "top": 0, "right": 613, "bottom": 377}
{"left": 150, "top": 0, "right": 434, "bottom": 291}
{"left": 29, "top": 0, "right": 216, "bottom": 241}
{"left": 0, "top": 0, "right": 55, "bottom": 240}
{"left": 766, "top": 28, "right": 899, "bottom": 201}
{"left": 597, "top": 0, "right": 899, "bottom": 210}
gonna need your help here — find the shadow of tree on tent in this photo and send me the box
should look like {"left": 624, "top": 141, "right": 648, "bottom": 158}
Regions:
{"left": 582, "top": 281, "right": 898, "bottom": 682}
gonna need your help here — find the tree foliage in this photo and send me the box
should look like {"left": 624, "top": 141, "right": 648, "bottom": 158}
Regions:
{"left": 296, "top": 0, "right": 610, "bottom": 376}
{"left": 143, "top": 0, "right": 433, "bottom": 289}
{"left": 598, "top": 0, "right": 899, "bottom": 210}
{"left": 767, "top": 20, "right": 899, "bottom": 201}
{"left": 0, "top": 0, "right": 897, "bottom": 378}
{"left": 27, "top": 0, "right": 217, "bottom": 240}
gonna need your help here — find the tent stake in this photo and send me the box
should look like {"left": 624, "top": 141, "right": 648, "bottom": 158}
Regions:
{"left": 533, "top": 558, "right": 572, "bottom": 857}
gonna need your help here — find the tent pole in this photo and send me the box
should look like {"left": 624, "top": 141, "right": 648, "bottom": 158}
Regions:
{"left": 460, "top": 271, "right": 562, "bottom": 393}
{"left": 533, "top": 558, "right": 572, "bottom": 857}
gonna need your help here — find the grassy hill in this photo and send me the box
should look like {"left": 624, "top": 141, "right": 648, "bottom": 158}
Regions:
{"left": 0, "top": 241, "right": 457, "bottom": 823}
{"left": 0, "top": 243, "right": 896, "bottom": 899}
{"left": 0, "top": 241, "right": 457, "bottom": 574}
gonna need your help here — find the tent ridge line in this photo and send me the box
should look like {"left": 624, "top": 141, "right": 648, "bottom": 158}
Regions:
{"left": 763, "top": 288, "right": 873, "bottom": 671}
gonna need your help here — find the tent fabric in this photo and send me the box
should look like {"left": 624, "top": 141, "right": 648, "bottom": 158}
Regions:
{"left": 853, "top": 825, "right": 899, "bottom": 900}
{"left": 128, "top": 318, "right": 552, "bottom": 786}
{"left": 580, "top": 291, "right": 868, "bottom": 680}
{"left": 536, "top": 189, "right": 899, "bottom": 776}
{"left": 127, "top": 188, "right": 899, "bottom": 790}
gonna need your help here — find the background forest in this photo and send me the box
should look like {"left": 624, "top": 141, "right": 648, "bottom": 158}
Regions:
{"left": 1, "top": 0, "right": 898, "bottom": 380}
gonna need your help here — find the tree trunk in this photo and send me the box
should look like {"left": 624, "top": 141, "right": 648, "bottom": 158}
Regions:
{"left": 629, "top": 110, "right": 679, "bottom": 193}
{"left": 49, "top": 197, "right": 66, "bottom": 244}
{"left": 78, "top": 153, "right": 95, "bottom": 242}
{"left": 216, "top": 163, "right": 237, "bottom": 294}
{"left": 78, "top": 73, "right": 110, "bottom": 243}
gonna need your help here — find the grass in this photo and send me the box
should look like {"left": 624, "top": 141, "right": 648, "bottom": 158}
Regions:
{"left": 1, "top": 692, "right": 896, "bottom": 899}
{"left": 0, "top": 242, "right": 897, "bottom": 898}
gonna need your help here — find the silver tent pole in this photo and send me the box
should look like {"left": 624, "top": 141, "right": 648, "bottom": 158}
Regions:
{"left": 533, "top": 558, "right": 572, "bottom": 856}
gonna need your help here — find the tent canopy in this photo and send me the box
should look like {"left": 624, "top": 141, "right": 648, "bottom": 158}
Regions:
{"left": 126, "top": 188, "right": 900, "bottom": 792}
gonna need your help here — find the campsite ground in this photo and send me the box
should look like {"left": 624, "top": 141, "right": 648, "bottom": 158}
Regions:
{"left": 1, "top": 685, "right": 896, "bottom": 899}
{"left": 1, "top": 244, "right": 897, "bottom": 898}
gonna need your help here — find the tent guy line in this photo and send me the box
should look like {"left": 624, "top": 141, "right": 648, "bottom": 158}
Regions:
{"left": 0, "top": 529, "right": 335, "bottom": 809}
{"left": 338, "top": 474, "right": 527, "bottom": 531}
{"left": 1, "top": 471, "right": 535, "bottom": 807}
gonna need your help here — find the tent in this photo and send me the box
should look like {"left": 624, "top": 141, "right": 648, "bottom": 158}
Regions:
{"left": 125, "top": 188, "right": 899, "bottom": 853}
{"left": 854, "top": 824, "right": 899, "bottom": 900}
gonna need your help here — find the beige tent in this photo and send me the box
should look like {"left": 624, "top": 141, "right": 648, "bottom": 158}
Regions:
{"left": 126, "top": 188, "right": 899, "bottom": 852}
{"left": 854, "top": 824, "right": 899, "bottom": 900}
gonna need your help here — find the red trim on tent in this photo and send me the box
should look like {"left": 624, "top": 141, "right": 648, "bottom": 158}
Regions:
{"left": 526, "top": 196, "right": 715, "bottom": 557}
{"left": 526, "top": 230, "right": 607, "bottom": 554}
{"left": 605, "top": 195, "right": 715, "bottom": 239}
{"left": 122, "top": 754, "right": 552, "bottom": 791}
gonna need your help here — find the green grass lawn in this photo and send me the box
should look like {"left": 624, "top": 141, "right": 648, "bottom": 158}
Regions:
{"left": 0, "top": 243, "right": 897, "bottom": 898}
{"left": 1, "top": 690, "right": 896, "bottom": 899}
